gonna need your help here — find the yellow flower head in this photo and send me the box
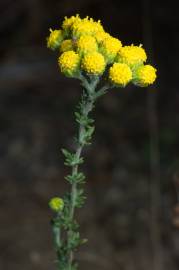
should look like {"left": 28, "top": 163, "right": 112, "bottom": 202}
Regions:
{"left": 76, "top": 35, "right": 98, "bottom": 55}
{"left": 109, "top": 63, "right": 132, "bottom": 86}
{"left": 134, "top": 64, "right": 157, "bottom": 86}
{"left": 116, "top": 45, "right": 147, "bottom": 67}
{"left": 72, "top": 16, "right": 104, "bottom": 38}
{"left": 49, "top": 197, "right": 64, "bottom": 212}
{"left": 81, "top": 52, "right": 105, "bottom": 75}
{"left": 60, "top": 39, "right": 74, "bottom": 53}
{"left": 58, "top": 50, "right": 80, "bottom": 77}
{"left": 47, "top": 29, "right": 63, "bottom": 50}
{"left": 95, "top": 31, "right": 111, "bottom": 44}
{"left": 100, "top": 36, "right": 122, "bottom": 63}
{"left": 90, "top": 19, "right": 104, "bottom": 33}
{"left": 62, "top": 14, "right": 81, "bottom": 31}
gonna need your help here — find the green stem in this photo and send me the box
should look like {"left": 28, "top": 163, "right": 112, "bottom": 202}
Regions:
{"left": 52, "top": 223, "right": 61, "bottom": 250}
{"left": 51, "top": 215, "right": 62, "bottom": 266}
{"left": 66, "top": 79, "right": 97, "bottom": 269}
{"left": 94, "top": 84, "right": 110, "bottom": 100}
{"left": 51, "top": 77, "right": 110, "bottom": 269}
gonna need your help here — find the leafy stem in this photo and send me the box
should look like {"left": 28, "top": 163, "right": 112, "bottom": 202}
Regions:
{"left": 50, "top": 75, "right": 109, "bottom": 270}
{"left": 66, "top": 76, "right": 98, "bottom": 269}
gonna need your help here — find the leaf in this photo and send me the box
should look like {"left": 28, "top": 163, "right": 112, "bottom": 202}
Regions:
{"left": 68, "top": 231, "right": 81, "bottom": 250}
{"left": 75, "top": 111, "right": 94, "bottom": 127}
{"left": 61, "top": 148, "right": 73, "bottom": 159}
{"left": 65, "top": 172, "right": 86, "bottom": 184}
{"left": 75, "top": 188, "right": 86, "bottom": 208}
{"left": 62, "top": 148, "right": 84, "bottom": 167}
{"left": 80, "top": 126, "right": 95, "bottom": 145}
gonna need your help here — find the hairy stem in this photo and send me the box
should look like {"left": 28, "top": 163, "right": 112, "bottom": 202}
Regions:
{"left": 67, "top": 79, "right": 97, "bottom": 269}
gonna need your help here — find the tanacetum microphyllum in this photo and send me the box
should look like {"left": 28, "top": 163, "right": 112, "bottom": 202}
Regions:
{"left": 47, "top": 29, "right": 64, "bottom": 50}
{"left": 76, "top": 35, "right": 98, "bottom": 55}
{"left": 60, "top": 39, "right": 74, "bottom": 53}
{"left": 81, "top": 52, "right": 105, "bottom": 75}
{"left": 72, "top": 17, "right": 104, "bottom": 38}
{"left": 109, "top": 63, "right": 132, "bottom": 86}
{"left": 58, "top": 50, "right": 80, "bottom": 77}
{"left": 49, "top": 197, "right": 64, "bottom": 212}
{"left": 62, "top": 14, "right": 81, "bottom": 32}
{"left": 134, "top": 64, "right": 157, "bottom": 86}
{"left": 100, "top": 36, "right": 122, "bottom": 63}
{"left": 95, "top": 31, "right": 111, "bottom": 44}
{"left": 91, "top": 20, "right": 104, "bottom": 34}
{"left": 47, "top": 14, "right": 158, "bottom": 270}
{"left": 116, "top": 45, "right": 147, "bottom": 67}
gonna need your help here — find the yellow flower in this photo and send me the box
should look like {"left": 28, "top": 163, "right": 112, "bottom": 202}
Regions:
{"left": 49, "top": 197, "right": 64, "bottom": 212}
{"left": 134, "top": 64, "right": 157, "bottom": 86}
{"left": 47, "top": 29, "right": 63, "bottom": 50}
{"left": 81, "top": 52, "right": 105, "bottom": 75}
{"left": 76, "top": 35, "right": 98, "bottom": 55}
{"left": 100, "top": 36, "right": 122, "bottom": 63}
{"left": 91, "top": 19, "right": 104, "bottom": 33}
{"left": 58, "top": 51, "right": 80, "bottom": 77}
{"left": 95, "top": 31, "right": 111, "bottom": 44}
{"left": 72, "top": 17, "right": 104, "bottom": 38}
{"left": 62, "top": 14, "right": 81, "bottom": 31}
{"left": 60, "top": 39, "right": 74, "bottom": 53}
{"left": 109, "top": 63, "right": 132, "bottom": 86}
{"left": 116, "top": 45, "right": 147, "bottom": 67}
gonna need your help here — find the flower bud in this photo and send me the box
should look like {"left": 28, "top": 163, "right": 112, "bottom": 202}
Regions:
{"left": 133, "top": 64, "right": 157, "bottom": 87}
{"left": 49, "top": 197, "right": 64, "bottom": 212}
{"left": 116, "top": 45, "right": 147, "bottom": 67}
{"left": 109, "top": 63, "right": 132, "bottom": 87}
{"left": 81, "top": 52, "right": 106, "bottom": 75}
{"left": 100, "top": 36, "right": 122, "bottom": 64}
{"left": 47, "top": 29, "right": 63, "bottom": 50}
{"left": 58, "top": 50, "right": 80, "bottom": 77}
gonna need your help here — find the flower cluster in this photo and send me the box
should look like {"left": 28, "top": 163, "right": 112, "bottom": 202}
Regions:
{"left": 47, "top": 15, "right": 157, "bottom": 87}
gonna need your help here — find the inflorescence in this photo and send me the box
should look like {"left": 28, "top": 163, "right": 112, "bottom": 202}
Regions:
{"left": 47, "top": 14, "right": 157, "bottom": 87}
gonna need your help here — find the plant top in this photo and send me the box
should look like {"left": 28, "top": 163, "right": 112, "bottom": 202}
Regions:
{"left": 47, "top": 14, "right": 157, "bottom": 87}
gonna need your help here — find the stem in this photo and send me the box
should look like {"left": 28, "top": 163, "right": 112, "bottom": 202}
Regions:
{"left": 51, "top": 214, "right": 62, "bottom": 266}
{"left": 51, "top": 75, "right": 109, "bottom": 269}
{"left": 94, "top": 84, "right": 111, "bottom": 100}
{"left": 53, "top": 222, "right": 61, "bottom": 250}
{"left": 66, "top": 78, "right": 97, "bottom": 269}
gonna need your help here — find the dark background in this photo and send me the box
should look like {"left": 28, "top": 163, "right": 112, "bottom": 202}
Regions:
{"left": 0, "top": 0, "right": 179, "bottom": 269}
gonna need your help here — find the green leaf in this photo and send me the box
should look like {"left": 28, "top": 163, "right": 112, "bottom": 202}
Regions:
{"left": 65, "top": 172, "right": 86, "bottom": 184}
{"left": 84, "top": 126, "right": 95, "bottom": 142}
{"left": 61, "top": 148, "right": 72, "bottom": 158}
{"left": 62, "top": 148, "right": 84, "bottom": 166}
{"left": 75, "top": 188, "right": 86, "bottom": 208}
{"left": 75, "top": 111, "right": 94, "bottom": 127}
{"left": 68, "top": 231, "right": 81, "bottom": 250}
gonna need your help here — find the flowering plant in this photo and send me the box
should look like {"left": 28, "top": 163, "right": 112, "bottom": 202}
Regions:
{"left": 47, "top": 14, "right": 157, "bottom": 270}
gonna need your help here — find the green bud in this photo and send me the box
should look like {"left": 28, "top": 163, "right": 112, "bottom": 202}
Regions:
{"left": 49, "top": 197, "right": 64, "bottom": 212}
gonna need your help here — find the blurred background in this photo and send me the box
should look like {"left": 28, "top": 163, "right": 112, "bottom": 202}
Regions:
{"left": 0, "top": 0, "right": 179, "bottom": 269}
